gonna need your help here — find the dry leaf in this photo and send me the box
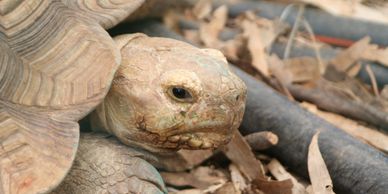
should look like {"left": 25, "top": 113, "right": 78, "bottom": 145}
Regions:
{"left": 266, "top": 54, "right": 295, "bottom": 100}
{"left": 238, "top": 12, "right": 288, "bottom": 48}
{"left": 229, "top": 164, "right": 248, "bottom": 192}
{"left": 172, "top": 189, "right": 203, "bottom": 194}
{"left": 306, "top": 185, "right": 314, "bottom": 194}
{"left": 192, "top": 167, "right": 228, "bottom": 185}
{"left": 192, "top": 0, "right": 212, "bottom": 20}
{"left": 163, "top": 10, "right": 181, "bottom": 33}
{"left": 346, "top": 62, "right": 362, "bottom": 77}
{"left": 213, "top": 182, "right": 241, "bottom": 194}
{"left": 253, "top": 177, "right": 294, "bottom": 194}
{"left": 256, "top": 18, "right": 289, "bottom": 48}
{"left": 382, "top": 85, "right": 388, "bottom": 100}
{"left": 161, "top": 172, "right": 202, "bottom": 188}
{"left": 361, "top": 46, "right": 388, "bottom": 67}
{"left": 301, "top": 102, "right": 388, "bottom": 152}
{"left": 161, "top": 167, "right": 227, "bottom": 189}
{"left": 267, "top": 54, "right": 293, "bottom": 85}
{"left": 308, "top": 132, "right": 335, "bottom": 194}
{"left": 219, "top": 35, "right": 245, "bottom": 61}
{"left": 284, "top": 57, "right": 321, "bottom": 83}
{"left": 365, "top": 64, "right": 380, "bottom": 97}
{"left": 184, "top": 29, "right": 202, "bottom": 45}
{"left": 297, "top": 0, "right": 388, "bottom": 24}
{"left": 221, "top": 131, "right": 266, "bottom": 181}
{"left": 242, "top": 19, "right": 270, "bottom": 76}
{"left": 240, "top": 14, "right": 288, "bottom": 76}
{"left": 330, "top": 37, "right": 371, "bottom": 72}
{"left": 199, "top": 5, "right": 228, "bottom": 47}
{"left": 267, "top": 159, "right": 307, "bottom": 194}
{"left": 156, "top": 149, "right": 214, "bottom": 171}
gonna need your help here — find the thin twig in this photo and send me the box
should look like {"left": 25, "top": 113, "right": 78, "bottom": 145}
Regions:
{"left": 303, "top": 19, "right": 325, "bottom": 74}
{"left": 366, "top": 64, "right": 380, "bottom": 97}
{"left": 283, "top": 4, "right": 305, "bottom": 59}
{"left": 280, "top": 4, "right": 297, "bottom": 21}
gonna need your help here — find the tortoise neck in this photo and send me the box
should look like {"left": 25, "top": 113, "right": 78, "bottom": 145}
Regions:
{"left": 90, "top": 102, "right": 113, "bottom": 134}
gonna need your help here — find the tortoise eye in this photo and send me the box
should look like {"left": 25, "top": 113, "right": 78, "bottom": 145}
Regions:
{"left": 168, "top": 87, "right": 193, "bottom": 102}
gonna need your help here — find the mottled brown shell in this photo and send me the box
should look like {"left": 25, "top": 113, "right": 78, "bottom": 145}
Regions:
{"left": 0, "top": 0, "right": 143, "bottom": 193}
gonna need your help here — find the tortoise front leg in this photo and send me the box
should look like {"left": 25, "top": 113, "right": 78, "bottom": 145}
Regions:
{"left": 51, "top": 133, "right": 167, "bottom": 194}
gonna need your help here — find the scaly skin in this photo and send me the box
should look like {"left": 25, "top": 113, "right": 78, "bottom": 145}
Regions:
{"left": 92, "top": 33, "right": 247, "bottom": 153}
{"left": 53, "top": 34, "right": 246, "bottom": 193}
{"left": 1, "top": 0, "right": 247, "bottom": 193}
{"left": 52, "top": 133, "right": 167, "bottom": 194}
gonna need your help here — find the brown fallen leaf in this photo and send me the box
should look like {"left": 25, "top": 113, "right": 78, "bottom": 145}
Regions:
{"left": 213, "top": 182, "right": 241, "bottom": 194}
{"left": 244, "top": 131, "right": 279, "bottom": 151}
{"left": 284, "top": 57, "right": 321, "bottom": 83}
{"left": 183, "top": 29, "right": 202, "bottom": 45}
{"left": 382, "top": 85, "right": 388, "bottom": 100}
{"left": 308, "top": 132, "right": 335, "bottom": 194}
{"left": 192, "top": 166, "right": 228, "bottom": 185}
{"left": 330, "top": 37, "right": 371, "bottom": 72}
{"left": 240, "top": 13, "right": 287, "bottom": 77}
{"left": 346, "top": 62, "right": 362, "bottom": 77}
{"left": 192, "top": 0, "right": 212, "bottom": 20}
{"left": 288, "top": 72, "right": 388, "bottom": 129}
{"left": 163, "top": 10, "right": 181, "bottom": 33}
{"left": 229, "top": 164, "right": 249, "bottom": 192}
{"left": 266, "top": 54, "right": 295, "bottom": 100}
{"left": 267, "top": 55, "right": 290, "bottom": 83}
{"left": 242, "top": 19, "right": 270, "bottom": 76}
{"left": 361, "top": 46, "right": 388, "bottom": 67}
{"left": 301, "top": 102, "right": 388, "bottom": 153}
{"left": 253, "top": 177, "right": 293, "bottom": 194}
{"left": 365, "top": 64, "right": 380, "bottom": 97}
{"left": 161, "top": 166, "right": 227, "bottom": 189}
{"left": 219, "top": 35, "right": 245, "bottom": 61}
{"left": 162, "top": 172, "right": 205, "bottom": 188}
{"left": 203, "top": 182, "right": 228, "bottom": 194}
{"left": 199, "top": 5, "right": 228, "bottom": 47}
{"left": 172, "top": 189, "right": 203, "bottom": 194}
{"left": 155, "top": 149, "right": 214, "bottom": 171}
{"left": 221, "top": 131, "right": 266, "bottom": 181}
{"left": 267, "top": 159, "right": 307, "bottom": 194}
{"left": 306, "top": 185, "right": 314, "bottom": 194}
{"left": 296, "top": 0, "right": 388, "bottom": 24}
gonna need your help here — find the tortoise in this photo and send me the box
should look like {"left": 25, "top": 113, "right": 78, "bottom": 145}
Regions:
{"left": 0, "top": 0, "right": 247, "bottom": 193}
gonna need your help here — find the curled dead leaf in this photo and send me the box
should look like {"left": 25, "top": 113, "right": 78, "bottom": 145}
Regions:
{"left": 199, "top": 5, "right": 228, "bottom": 47}
{"left": 330, "top": 37, "right": 371, "bottom": 72}
{"left": 267, "top": 159, "right": 307, "bottom": 194}
{"left": 308, "top": 132, "right": 335, "bottom": 194}
{"left": 297, "top": 0, "right": 388, "bottom": 24}
{"left": 192, "top": 0, "right": 212, "bottom": 20}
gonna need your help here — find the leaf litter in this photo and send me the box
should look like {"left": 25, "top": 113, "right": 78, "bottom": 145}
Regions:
{"left": 161, "top": 0, "right": 388, "bottom": 193}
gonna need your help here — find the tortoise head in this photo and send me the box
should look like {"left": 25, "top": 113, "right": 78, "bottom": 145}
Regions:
{"left": 93, "top": 34, "right": 246, "bottom": 152}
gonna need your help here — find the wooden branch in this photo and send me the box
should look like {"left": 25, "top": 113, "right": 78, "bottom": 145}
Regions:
{"left": 244, "top": 131, "right": 279, "bottom": 150}
{"left": 287, "top": 82, "right": 388, "bottom": 131}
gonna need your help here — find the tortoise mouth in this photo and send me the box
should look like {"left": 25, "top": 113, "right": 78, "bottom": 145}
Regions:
{"left": 126, "top": 117, "right": 239, "bottom": 152}
{"left": 135, "top": 129, "right": 235, "bottom": 152}
{"left": 163, "top": 131, "right": 232, "bottom": 149}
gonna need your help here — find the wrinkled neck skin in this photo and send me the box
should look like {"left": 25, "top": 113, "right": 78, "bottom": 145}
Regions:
{"left": 90, "top": 34, "right": 247, "bottom": 153}
{"left": 90, "top": 95, "right": 173, "bottom": 153}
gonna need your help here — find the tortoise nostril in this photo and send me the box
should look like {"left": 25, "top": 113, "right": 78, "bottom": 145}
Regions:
{"left": 235, "top": 95, "right": 240, "bottom": 102}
